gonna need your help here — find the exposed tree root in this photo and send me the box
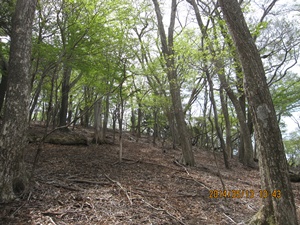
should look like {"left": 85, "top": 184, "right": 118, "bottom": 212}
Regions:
{"left": 247, "top": 205, "right": 275, "bottom": 225}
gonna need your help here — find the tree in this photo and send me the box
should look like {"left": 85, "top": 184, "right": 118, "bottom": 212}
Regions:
{"left": 0, "top": 0, "right": 36, "bottom": 202}
{"left": 152, "top": 0, "right": 195, "bottom": 166}
{"left": 218, "top": 0, "right": 298, "bottom": 224}
{"left": 284, "top": 131, "right": 300, "bottom": 166}
{"left": 0, "top": 0, "right": 14, "bottom": 114}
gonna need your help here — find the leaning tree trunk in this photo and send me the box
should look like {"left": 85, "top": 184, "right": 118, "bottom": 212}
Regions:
{"left": 218, "top": 0, "right": 298, "bottom": 224}
{"left": 152, "top": 0, "right": 194, "bottom": 166}
{"left": 0, "top": 0, "right": 36, "bottom": 203}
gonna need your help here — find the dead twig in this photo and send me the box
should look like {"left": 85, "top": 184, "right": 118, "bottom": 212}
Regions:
{"left": 173, "top": 159, "right": 190, "bottom": 175}
{"left": 104, "top": 174, "right": 132, "bottom": 205}
{"left": 141, "top": 199, "right": 187, "bottom": 225}
{"left": 174, "top": 160, "right": 211, "bottom": 190}
{"left": 177, "top": 175, "right": 211, "bottom": 190}
{"left": 223, "top": 213, "right": 237, "bottom": 224}
{"left": 47, "top": 216, "right": 57, "bottom": 225}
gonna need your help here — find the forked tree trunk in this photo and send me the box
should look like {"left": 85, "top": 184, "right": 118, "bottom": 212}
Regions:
{"left": 152, "top": 0, "right": 194, "bottom": 166}
{"left": 0, "top": 0, "right": 36, "bottom": 203}
{"left": 218, "top": 0, "right": 298, "bottom": 224}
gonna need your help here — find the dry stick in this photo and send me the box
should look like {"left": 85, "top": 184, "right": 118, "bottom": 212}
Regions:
{"left": 104, "top": 174, "right": 132, "bottom": 205}
{"left": 173, "top": 159, "right": 210, "bottom": 190}
{"left": 141, "top": 199, "right": 187, "bottom": 225}
{"left": 29, "top": 80, "right": 127, "bottom": 187}
{"left": 223, "top": 213, "right": 237, "bottom": 224}
{"left": 173, "top": 159, "right": 190, "bottom": 175}
{"left": 47, "top": 216, "right": 57, "bottom": 225}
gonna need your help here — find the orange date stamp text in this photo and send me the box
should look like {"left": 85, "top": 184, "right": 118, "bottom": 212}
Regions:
{"left": 209, "top": 189, "right": 281, "bottom": 199}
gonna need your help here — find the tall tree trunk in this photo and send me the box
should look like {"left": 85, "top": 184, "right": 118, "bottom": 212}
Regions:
{"left": 130, "top": 107, "right": 136, "bottom": 135}
{"left": 118, "top": 102, "right": 123, "bottom": 163}
{"left": 0, "top": 0, "right": 36, "bottom": 202}
{"left": 201, "top": 83, "right": 209, "bottom": 148}
{"left": 46, "top": 73, "right": 55, "bottom": 129}
{"left": 94, "top": 98, "right": 102, "bottom": 144}
{"left": 218, "top": 1, "right": 298, "bottom": 224}
{"left": 59, "top": 64, "right": 71, "bottom": 127}
{"left": 206, "top": 70, "right": 230, "bottom": 169}
{"left": 218, "top": 13, "right": 250, "bottom": 164}
{"left": 83, "top": 86, "right": 90, "bottom": 127}
{"left": 152, "top": 0, "right": 194, "bottom": 166}
{"left": 136, "top": 103, "right": 142, "bottom": 140}
{"left": 152, "top": 108, "right": 158, "bottom": 145}
{"left": 112, "top": 107, "right": 117, "bottom": 144}
{"left": 236, "top": 69, "right": 247, "bottom": 163}
{"left": 118, "top": 64, "right": 126, "bottom": 162}
{"left": 219, "top": 87, "right": 232, "bottom": 158}
{"left": 102, "top": 94, "right": 110, "bottom": 142}
{"left": 29, "top": 73, "right": 45, "bottom": 121}
{"left": 218, "top": 72, "right": 254, "bottom": 166}
{"left": 166, "top": 109, "right": 178, "bottom": 149}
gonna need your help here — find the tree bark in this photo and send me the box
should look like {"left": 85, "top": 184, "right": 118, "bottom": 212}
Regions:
{"left": 0, "top": 0, "right": 36, "bottom": 203}
{"left": 152, "top": 0, "right": 194, "bottom": 166}
{"left": 218, "top": 0, "right": 298, "bottom": 224}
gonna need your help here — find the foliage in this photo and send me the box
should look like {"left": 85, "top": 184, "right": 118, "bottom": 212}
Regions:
{"left": 4, "top": 0, "right": 298, "bottom": 147}
{"left": 284, "top": 131, "right": 300, "bottom": 166}
{"left": 270, "top": 73, "right": 300, "bottom": 117}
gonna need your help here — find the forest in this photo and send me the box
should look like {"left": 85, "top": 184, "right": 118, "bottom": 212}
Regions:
{"left": 0, "top": 0, "right": 300, "bottom": 224}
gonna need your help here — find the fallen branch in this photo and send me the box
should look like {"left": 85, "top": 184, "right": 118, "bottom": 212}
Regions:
{"left": 44, "top": 181, "right": 83, "bottom": 192}
{"left": 67, "top": 178, "right": 110, "bottom": 186}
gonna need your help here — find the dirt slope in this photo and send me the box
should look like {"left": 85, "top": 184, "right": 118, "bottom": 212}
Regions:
{"left": 1, "top": 128, "right": 299, "bottom": 224}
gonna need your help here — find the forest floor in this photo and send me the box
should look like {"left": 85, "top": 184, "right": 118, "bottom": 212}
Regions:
{"left": 1, "top": 126, "right": 300, "bottom": 225}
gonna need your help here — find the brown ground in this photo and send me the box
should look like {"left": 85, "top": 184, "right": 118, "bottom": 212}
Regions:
{"left": 1, "top": 127, "right": 300, "bottom": 225}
